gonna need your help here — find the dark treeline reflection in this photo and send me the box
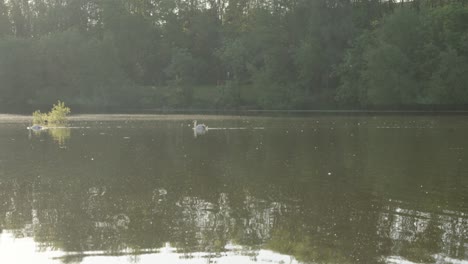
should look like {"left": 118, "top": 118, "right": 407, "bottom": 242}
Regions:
{"left": 0, "top": 116, "right": 467, "bottom": 263}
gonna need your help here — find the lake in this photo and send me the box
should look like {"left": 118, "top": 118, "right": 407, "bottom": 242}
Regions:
{"left": 0, "top": 114, "right": 467, "bottom": 264}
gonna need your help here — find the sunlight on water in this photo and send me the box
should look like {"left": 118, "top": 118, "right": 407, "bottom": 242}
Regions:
{"left": 0, "top": 232, "right": 62, "bottom": 264}
{"left": 0, "top": 232, "right": 298, "bottom": 264}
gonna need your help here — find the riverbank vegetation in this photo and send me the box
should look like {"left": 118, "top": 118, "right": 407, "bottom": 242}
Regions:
{"left": 0, "top": 0, "right": 467, "bottom": 112}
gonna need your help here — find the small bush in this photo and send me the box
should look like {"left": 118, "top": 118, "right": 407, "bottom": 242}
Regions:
{"left": 47, "top": 101, "right": 71, "bottom": 124}
{"left": 32, "top": 100, "right": 71, "bottom": 125}
{"left": 32, "top": 110, "right": 48, "bottom": 124}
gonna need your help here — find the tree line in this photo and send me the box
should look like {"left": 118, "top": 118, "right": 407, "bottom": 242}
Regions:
{"left": 0, "top": 0, "right": 467, "bottom": 112}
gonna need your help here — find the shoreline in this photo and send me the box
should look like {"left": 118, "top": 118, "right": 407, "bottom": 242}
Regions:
{"left": 2, "top": 110, "right": 468, "bottom": 123}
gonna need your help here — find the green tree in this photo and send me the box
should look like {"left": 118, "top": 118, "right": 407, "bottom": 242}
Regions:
{"left": 165, "top": 48, "right": 199, "bottom": 106}
{"left": 0, "top": 38, "right": 40, "bottom": 110}
{"left": 34, "top": 30, "right": 127, "bottom": 107}
{"left": 427, "top": 48, "right": 468, "bottom": 104}
{"left": 0, "top": 0, "right": 11, "bottom": 37}
{"left": 337, "top": 7, "right": 432, "bottom": 107}
{"left": 364, "top": 43, "right": 417, "bottom": 105}
{"left": 269, "top": 0, "right": 354, "bottom": 108}
{"left": 10, "top": 0, "right": 31, "bottom": 37}
{"left": 102, "top": 0, "right": 157, "bottom": 84}
{"left": 336, "top": 32, "right": 374, "bottom": 106}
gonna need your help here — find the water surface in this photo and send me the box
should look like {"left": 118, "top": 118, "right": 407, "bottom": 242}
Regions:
{"left": 0, "top": 115, "right": 467, "bottom": 264}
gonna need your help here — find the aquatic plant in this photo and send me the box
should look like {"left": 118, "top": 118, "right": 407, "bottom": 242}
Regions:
{"left": 32, "top": 110, "right": 47, "bottom": 125}
{"left": 32, "top": 101, "right": 71, "bottom": 125}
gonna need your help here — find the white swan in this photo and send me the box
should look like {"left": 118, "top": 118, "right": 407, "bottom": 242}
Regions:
{"left": 193, "top": 120, "right": 208, "bottom": 137}
{"left": 27, "top": 125, "right": 46, "bottom": 131}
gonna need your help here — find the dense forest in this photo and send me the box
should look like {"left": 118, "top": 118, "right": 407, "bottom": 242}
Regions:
{"left": 0, "top": 0, "right": 467, "bottom": 112}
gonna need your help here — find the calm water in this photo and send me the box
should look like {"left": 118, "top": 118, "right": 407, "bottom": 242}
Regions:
{"left": 0, "top": 115, "right": 467, "bottom": 264}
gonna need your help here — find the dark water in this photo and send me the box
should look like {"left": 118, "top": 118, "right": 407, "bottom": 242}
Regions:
{"left": 0, "top": 115, "right": 467, "bottom": 264}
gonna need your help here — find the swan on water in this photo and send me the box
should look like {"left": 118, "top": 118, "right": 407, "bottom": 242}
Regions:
{"left": 193, "top": 120, "right": 208, "bottom": 137}
{"left": 27, "top": 125, "right": 46, "bottom": 131}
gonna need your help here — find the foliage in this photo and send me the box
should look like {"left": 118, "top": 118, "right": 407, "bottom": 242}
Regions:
{"left": 337, "top": 4, "right": 468, "bottom": 107}
{"left": 1, "top": 1, "right": 468, "bottom": 111}
{"left": 164, "top": 48, "right": 199, "bottom": 107}
{"left": 32, "top": 101, "right": 71, "bottom": 125}
{"left": 48, "top": 100, "right": 71, "bottom": 124}
{"left": 32, "top": 110, "right": 47, "bottom": 125}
